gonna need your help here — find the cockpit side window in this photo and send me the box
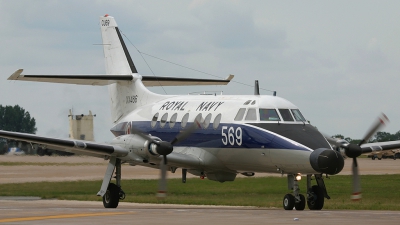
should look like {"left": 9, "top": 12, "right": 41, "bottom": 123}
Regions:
{"left": 291, "top": 109, "right": 306, "bottom": 122}
{"left": 259, "top": 109, "right": 280, "bottom": 121}
{"left": 245, "top": 108, "right": 257, "bottom": 121}
{"left": 234, "top": 108, "right": 246, "bottom": 121}
{"left": 279, "top": 109, "right": 294, "bottom": 121}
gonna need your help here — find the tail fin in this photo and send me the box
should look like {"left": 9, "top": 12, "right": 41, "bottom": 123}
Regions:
{"left": 100, "top": 15, "right": 137, "bottom": 75}
{"left": 100, "top": 15, "right": 166, "bottom": 123}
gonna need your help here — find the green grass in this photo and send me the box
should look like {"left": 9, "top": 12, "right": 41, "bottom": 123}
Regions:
{"left": 1, "top": 175, "right": 400, "bottom": 210}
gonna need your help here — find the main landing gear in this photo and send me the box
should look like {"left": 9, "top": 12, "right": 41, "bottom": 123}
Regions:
{"left": 97, "top": 157, "right": 126, "bottom": 208}
{"left": 283, "top": 174, "right": 328, "bottom": 210}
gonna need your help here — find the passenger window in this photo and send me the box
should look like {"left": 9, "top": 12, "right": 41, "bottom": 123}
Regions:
{"left": 213, "top": 113, "right": 222, "bottom": 130}
{"left": 151, "top": 113, "right": 159, "bottom": 128}
{"left": 279, "top": 109, "right": 294, "bottom": 121}
{"left": 160, "top": 113, "right": 168, "bottom": 128}
{"left": 181, "top": 113, "right": 189, "bottom": 128}
{"left": 244, "top": 100, "right": 251, "bottom": 105}
{"left": 203, "top": 113, "right": 212, "bottom": 129}
{"left": 245, "top": 108, "right": 257, "bottom": 121}
{"left": 169, "top": 113, "right": 177, "bottom": 128}
{"left": 291, "top": 109, "right": 306, "bottom": 122}
{"left": 234, "top": 108, "right": 246, "bottom": 121}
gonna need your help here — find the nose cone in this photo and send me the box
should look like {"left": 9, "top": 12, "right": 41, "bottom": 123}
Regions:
{"left": 310, "top": 148, "right": 344, "bottom": 175}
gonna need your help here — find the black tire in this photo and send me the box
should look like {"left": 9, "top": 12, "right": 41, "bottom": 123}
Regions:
{"left": 283, "top": 194, "right": 295, "bottom": 210}
{"left": 307, "top": 185, "right": 324, "bottom": 210}
{"left": 295, "top": 194, "right": 306, "bottom": 210}
{"left": 378, "top": 158, "right": 382, "bottom": 160}
{"left": 103, "top": 183, "right": 120, "bottom": 208}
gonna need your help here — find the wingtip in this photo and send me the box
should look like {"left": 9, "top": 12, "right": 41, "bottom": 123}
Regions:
{"left": 226, "top": 74, "right": 234, "bottom": 81}
{"left": 8, "top": 69, "right": 24, "bottom": 80}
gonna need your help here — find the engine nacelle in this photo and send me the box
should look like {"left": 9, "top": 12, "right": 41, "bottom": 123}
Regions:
{"left": 310, "top": 148, "right": 344, "bottom": 175}
{"left": 111, "top": 134, "right": 161, "bottom": 160}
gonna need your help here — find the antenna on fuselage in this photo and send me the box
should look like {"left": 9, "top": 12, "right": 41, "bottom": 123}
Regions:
{"left": 254, "top": 80, "right": 260, "bottom": 95}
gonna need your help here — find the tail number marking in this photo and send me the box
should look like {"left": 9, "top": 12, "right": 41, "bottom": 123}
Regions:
{"left": 221, "top": 126, "right": 242, "bottom": 146}
{"left": 101, "top": 20, "right": 110, "bottom": 26}
{"left": 126, "top": 95, "right": 138, "bottom": 104}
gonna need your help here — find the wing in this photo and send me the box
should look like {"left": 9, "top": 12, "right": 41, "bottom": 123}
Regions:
{"left": 361, "top": 140, "right": 400, "bottom": 154}
{"left": 8, "top": 69, "right": 233, "bottom": 87}
{"left": 0, "top": 130, "right": 128, "bottom": 157}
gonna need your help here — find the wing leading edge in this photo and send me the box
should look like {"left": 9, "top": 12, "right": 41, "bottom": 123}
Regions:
{"left": 8, "top": 69, "right": 233, "bottom": 86}
{"left": 0, "top": 130, "right": 128, "bottom": 157}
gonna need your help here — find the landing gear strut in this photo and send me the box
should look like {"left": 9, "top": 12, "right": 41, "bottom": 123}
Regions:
{"left": 283, "top": 174, "right": 306, "bottom": 210}
{"left": 99, "top": 157, "right": 126, "bottom": 208}
{"left": 283, "top": 174, "right": 328, "bottom": 210}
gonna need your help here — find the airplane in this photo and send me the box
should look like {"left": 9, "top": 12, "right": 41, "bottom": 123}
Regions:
{"left": 1, "top": 14, "right": 400, "bottom": 210}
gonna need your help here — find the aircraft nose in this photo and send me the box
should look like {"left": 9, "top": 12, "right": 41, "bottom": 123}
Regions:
{"left": 309, "top": 148, "right": 344, "bottom": 175}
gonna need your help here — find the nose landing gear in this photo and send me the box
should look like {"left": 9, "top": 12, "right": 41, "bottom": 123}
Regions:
{"left": 283, "top": 174, "right": 327, "bottom": 210}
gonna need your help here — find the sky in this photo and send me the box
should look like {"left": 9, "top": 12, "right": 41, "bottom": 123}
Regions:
{"left": 1, "top": 0, "right": 399, "bottom": 143}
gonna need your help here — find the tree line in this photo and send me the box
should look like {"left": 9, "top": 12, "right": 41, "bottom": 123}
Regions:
{"left": 332, "top": 131, "right": 400, "bottom": 144}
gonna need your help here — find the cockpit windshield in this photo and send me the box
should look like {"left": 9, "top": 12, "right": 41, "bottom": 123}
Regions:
{"left": 278, "top": 109, "right": 294, "bottom": 121}
{"left": 259, "top": 109, "right": 280, "bottom": 121}
{"left": 291, "top": 109, "right": 306, "bottom": 122}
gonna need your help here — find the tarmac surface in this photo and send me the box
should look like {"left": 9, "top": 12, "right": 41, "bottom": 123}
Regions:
{"left": 1, "top": 155, "right": 400, "bottom": 224}
{"left": 1, "top": 199, "right": 400, "bottom": 225}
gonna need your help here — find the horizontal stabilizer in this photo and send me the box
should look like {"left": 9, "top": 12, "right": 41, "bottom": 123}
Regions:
{"left": 142, "top": 74, "right": 234, "bottom": 86}
{"left": 8, "top": 69, "right": 234, "bottom": 86}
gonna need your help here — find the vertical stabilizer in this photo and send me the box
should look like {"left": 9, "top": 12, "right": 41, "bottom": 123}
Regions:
{"left": 100, "top": 15, "right": 137, "bottom": 75}
{"left": 99, "top": 15, "right": 166, "bottom": 123}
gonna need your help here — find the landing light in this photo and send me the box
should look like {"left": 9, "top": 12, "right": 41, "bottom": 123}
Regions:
{"left": 295, "top": 173, "right": 302, "bottom": 181}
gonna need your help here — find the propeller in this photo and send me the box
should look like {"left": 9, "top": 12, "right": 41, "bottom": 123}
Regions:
{"left": 329, "top": 113, "right": 389, "bottom": 200}
{"left": 129, "top": 116, "right": 203, "bottom": 198}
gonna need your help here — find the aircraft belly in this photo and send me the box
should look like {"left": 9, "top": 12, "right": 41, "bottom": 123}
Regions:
{"left": 212, "top": 148, "right": 315, "bottom": 174}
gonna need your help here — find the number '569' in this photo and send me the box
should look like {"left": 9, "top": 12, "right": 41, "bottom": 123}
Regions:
{"left": 221, "top": 126, "right": 242, "bottom": 146}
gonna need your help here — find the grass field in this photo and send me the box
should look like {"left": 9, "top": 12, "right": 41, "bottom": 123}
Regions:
{"left": 1, "top": 175, "right": 400, "bottom": 210}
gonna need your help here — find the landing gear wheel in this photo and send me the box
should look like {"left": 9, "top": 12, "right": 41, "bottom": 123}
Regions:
{"left": 307, "top": 185, "right": 324, "bottom": 210}
{"left": 283, "top": 194, "right": 295, "bottom": 210}
{"left": 119, "top": 189, "right": 126, "bottom": 200}
{"left": 103, "top": 183, "right": 120, "bottom": 208}
{"left": 295, "top": 194, "right": 306, "bottom": 210}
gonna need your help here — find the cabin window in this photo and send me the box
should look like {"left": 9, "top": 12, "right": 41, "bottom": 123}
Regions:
{"left": 195, "top": 113, "right": 203, "bottom": 124}
{"left": 244, "top": 100, "right": 251, "bottom": 105}
{"left": 245, "top": 108, "right": 257, "bottom": 121}
{"left": 234, "top": 108, "right": 246, "bottom": 121}
{"left": 169, "top": 113, "right": 177, "bottom": 128}
{"left": 259, "top": 109, "right": 280, "bottom": 121}
{"left": 151, "top": 113, "right": 159, "bottom": 128}
{"left": 160, "top": 113, "right": 168, "bottom": 128}
{"left": 213, "top": 113, "right": 222, "bottom": 129}
{"left": 181, "top": 113, "right": 189, "bottom": 128}
{"left": 279, "top": 109, "right": 294, "bottom": 121}
{"left": 251, "top": 100, "right": 256, "bottom": 105}
{"left": 203, "top": 113, "right": 212, "bottom": 129}
{"left": 291, "top": 109, "right": 306, "bottom": 122}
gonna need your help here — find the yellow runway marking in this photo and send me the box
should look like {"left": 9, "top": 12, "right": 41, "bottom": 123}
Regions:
{"left": 0, "top": 211, "right": 134, "bottom": 223}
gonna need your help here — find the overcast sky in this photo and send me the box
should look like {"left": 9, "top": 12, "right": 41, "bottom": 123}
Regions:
{"left": 1, "top": 0, "right": 399, "bottom": 143}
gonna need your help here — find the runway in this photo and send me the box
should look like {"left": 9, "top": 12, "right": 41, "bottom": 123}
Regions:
{"left": 0, "top": 198, "right": 400, "bottom": 225}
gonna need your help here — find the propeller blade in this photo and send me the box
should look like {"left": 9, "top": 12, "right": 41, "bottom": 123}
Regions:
{"left": 157, "top": 155, "right": 167, "bottom": 199}
{"left": 359, "top": 113, "right": 389, "bottom": 146}
{"left": 170, "top": 116, "right": 203, "bottom": 145}
{"left": 351, "top": 158, "right": 362, "bottom": 200}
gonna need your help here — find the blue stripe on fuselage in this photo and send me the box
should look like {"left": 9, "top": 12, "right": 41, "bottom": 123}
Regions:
{"left": 129, "top": 121, "right": 309, "bottom": 151}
